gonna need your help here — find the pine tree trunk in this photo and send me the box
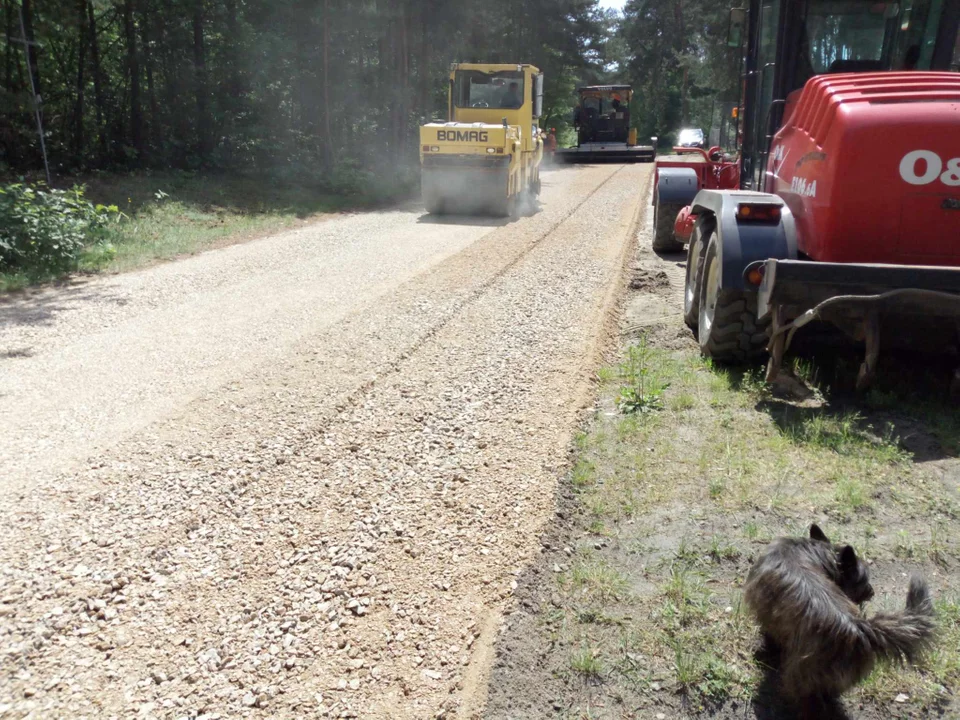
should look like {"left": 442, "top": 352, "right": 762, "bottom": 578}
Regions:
{"left": 399, "top": 4, "right": 409, "bottom": 158}
{"left": 159, "top": 0, "right": 186, "bottom": 164}
{"left": 20, "top": 0, "right": 40, "bottom": 96}
{"left": 377, "top": 0, "right": 389, "bottom": 152}
{"left": 123, "top": 0, "right": 144, "bottom": 160}
{"left": 391, "top": 9, "right": 401, "bottom": 158}
{"left": 418, "top": 0, "right": 429, "bottom": 119}
{"left": 682, "top": 66, "right": 689, "bottom": 125}
{"left": 293, "top": 2, "right": 309, "bottom": 135}
{"left": 321, "top": 0, "right": 333, "bottom": 167}
{"left": 86, "top": 0, "right": 107, "bottom": 159}
{"left": 140, "top": 6, "right": 159, "bottom": 153}
{"left": 676, "top": 0, "right": 687, "bottom": 124}
{"left": 192, "top": 1, "right": 210, "bottom": 162}
{"left": 73, "top": 0, "right": 87, "bottom": 157}
{"left": 4, "top": 0, "right": 13, "bottom": 91}
{"left": 224, "top": 0, "right": 241, "bottom": 99}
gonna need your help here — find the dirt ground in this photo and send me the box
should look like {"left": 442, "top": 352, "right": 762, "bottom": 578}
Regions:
{"left": 483, "top": 194, "right": 960, "bottom": 719}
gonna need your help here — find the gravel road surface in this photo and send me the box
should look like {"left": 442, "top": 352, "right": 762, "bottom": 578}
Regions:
{"left": 0, "top": 162, "right": 652, "bottom": 718}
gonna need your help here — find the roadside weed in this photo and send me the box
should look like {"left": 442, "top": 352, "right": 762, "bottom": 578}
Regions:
{"left": 570, "top": 647, "right": 604, "bottom": 680}
{"left": 571, "top": 457, "right": 596, "bottom": 490}
{"left": 567, "top": 558, "right": 629, "bottom": 603}
{"left": 617, "top": 335, "right": 670, "bottom": 415}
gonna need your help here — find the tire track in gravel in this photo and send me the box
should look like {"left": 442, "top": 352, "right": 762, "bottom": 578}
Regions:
{"left": 215, "top": 163, "right": 632, "bottom": 450}
{"left": 0, "top": 209, "right": 498, "bottom": 490}
{"left": 457, "top": 169, "right": 649, "bottom": 720}
{"left": 0, "top": 165, "right": 621, "bottom": 493}
{"left": 0, "top": 163, "right": 649, "bottom": 720}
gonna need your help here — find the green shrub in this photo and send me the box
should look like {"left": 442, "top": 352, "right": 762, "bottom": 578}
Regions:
{"left": 0, "top": 182, "right": 119, "bottom": 277}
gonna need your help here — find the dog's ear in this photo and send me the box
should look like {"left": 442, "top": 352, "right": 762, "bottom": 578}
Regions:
{"left": 839, "top": 545, "right": 858, "bottom": 569}
{"left": 810, "top": 524, "right": 829, "bottom": 543}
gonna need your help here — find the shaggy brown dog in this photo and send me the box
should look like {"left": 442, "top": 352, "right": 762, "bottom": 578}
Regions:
{"left": 745, "top": 524, "right": 935, "bottom": 711}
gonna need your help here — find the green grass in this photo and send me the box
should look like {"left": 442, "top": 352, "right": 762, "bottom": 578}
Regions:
{"left": 566, "top": 557, "right": 630, "bottom": 603}
{"left": 596, "top": 366, "right": 618, "bottom": 384}
{"left": 895, "top": 530, "right": 917, "bottom": 559}
{"left": 777, "top": 409, "right": 907, "bottom": 464}
{"left": 576, "top": 608, "right": 620, "bottom": 626}
{"left": 85, "top": 202, "right": 298, "bottom": 274}
{"left": 930, "top": 521, "right": 949, "bottom": 566}
{"left": 928, "top": 597, "right": 960, "bottom": 689}
{"left": 834, "top": 472, "right": 869, "bottom": 514}
{"left": 859, "top": 595, "right": 960, "bottom": 703}
{"left": 0, "top": 271, "right": 31, "bottom": 292}
{"left": 2, "top": 170, "right": 413, "bottom": 290}
{"left": 708, "top": 474, "right": 726, "bottom": 500}
{"left": 662, "top": 566, "right": 711, "bottom": 628}
{"left": 670, "top": 392, "right": 696, "bottom": 411}
{"left": 671, "top": 645, "right": 743, "bottom": 701}
{"left": 571, "top": 457, "right": 597, "bottom": 490}
{"left": 570, "top": 647, "right": 605, "bottom": 680}
{"left": 540, "top": 332, "right": 960, "bottom": 715}
{"left": 708, "top": 537, "right": 740, "bottom": 562}
{"left": 673, "top": 537, "right": 700, "bottom": 566}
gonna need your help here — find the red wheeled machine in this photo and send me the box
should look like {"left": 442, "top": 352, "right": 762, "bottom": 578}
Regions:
{"left": 652, "top": 0, "right": 960, "bottom": 391}
{"left": 652, "top": 145, "right": 742, "bottom": 254}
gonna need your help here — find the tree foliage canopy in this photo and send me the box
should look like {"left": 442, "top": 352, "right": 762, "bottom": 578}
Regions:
{"left": 1, "top": 0, "right": 614, "bottom": 182}
{"left": 616, "top": 0, "right": 741, "bottom": 146}
{"left": 0, "top": 0, "right": 742, "bottom": 181}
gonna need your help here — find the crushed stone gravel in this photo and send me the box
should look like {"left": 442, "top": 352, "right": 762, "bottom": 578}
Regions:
{"left": 0, "top": 163, "right": 651, "bottom": 719}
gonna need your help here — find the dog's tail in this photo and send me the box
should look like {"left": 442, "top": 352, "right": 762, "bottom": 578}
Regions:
{"left": 856, "top": 575, "right": 936, "bottom": 664}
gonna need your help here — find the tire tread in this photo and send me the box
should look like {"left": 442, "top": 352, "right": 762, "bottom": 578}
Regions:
{"left": 653, "top": 198, "right": 686, "bottom": 253}
{"left": 701, "top": 288, "right": 769, "bottom": 363}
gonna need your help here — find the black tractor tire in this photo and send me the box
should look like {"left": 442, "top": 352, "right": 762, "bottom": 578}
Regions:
{"left": 652, "top": 193, "right": 686, "bottom": 253}
{"left": 683, "top": 217, "right": 713, "bottom": 329}
{"left": 697, "top": 236, "right": 769, "bottom": 364}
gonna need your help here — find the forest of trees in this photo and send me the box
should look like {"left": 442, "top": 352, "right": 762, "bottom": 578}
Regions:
{"left": 619, "top": 0, "right": 741, "bottom": 145}
{"left": 0, "top": 0, "right": 738, "bottom": 186}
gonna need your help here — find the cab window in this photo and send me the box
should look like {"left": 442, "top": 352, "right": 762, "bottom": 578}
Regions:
{"left": 798, "top": 0, "right": 947, "bottom": 84}
{"left": 454, "top": 71, "right": 525, "bottom": 110}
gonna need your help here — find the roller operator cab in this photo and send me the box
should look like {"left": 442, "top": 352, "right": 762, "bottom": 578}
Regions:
{"left": 657, "top": 0, "right": 960, "bottom": 390}
{"left": 420, "top": 63, "right": 544, "bottom": 217}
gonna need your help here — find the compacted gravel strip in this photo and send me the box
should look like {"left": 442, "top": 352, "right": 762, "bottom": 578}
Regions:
{"left": 0, "top": 208, "right": 502, "bottom": 489}
{"left": 0, "top": 163, "right": 651, "bottom": 719}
